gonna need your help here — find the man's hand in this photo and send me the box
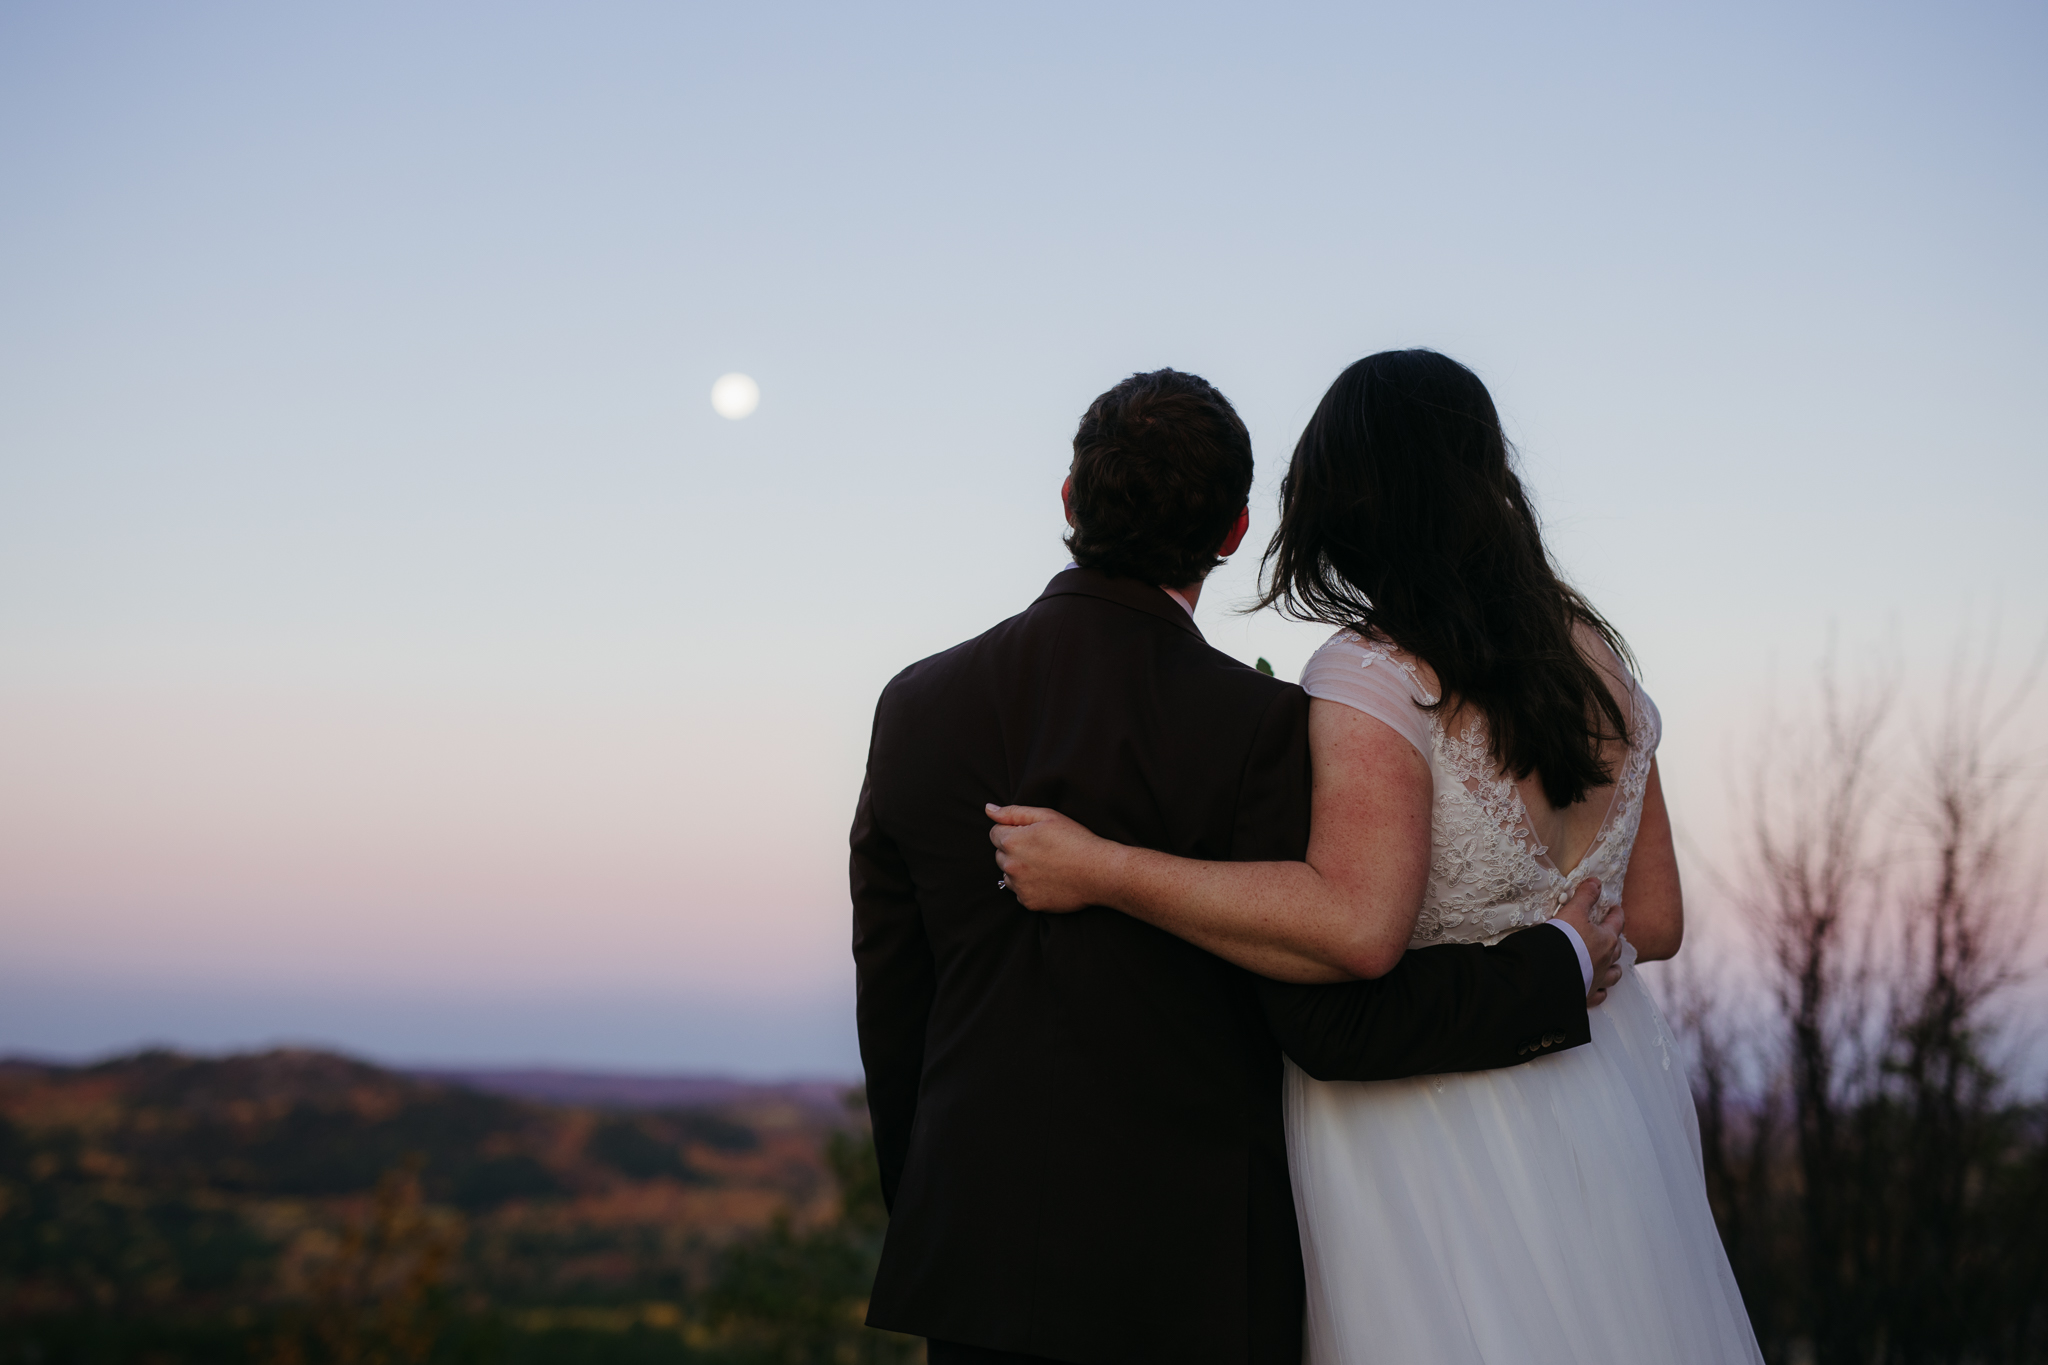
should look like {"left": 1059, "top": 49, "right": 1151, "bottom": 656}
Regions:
{"left": 1553, "top": 881, "right": 1625, "bottom": 1008}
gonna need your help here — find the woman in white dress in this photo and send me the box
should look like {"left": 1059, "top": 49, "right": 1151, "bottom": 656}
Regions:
{"left": 988, "top": 350, "right": 1763, "bottom": 1364}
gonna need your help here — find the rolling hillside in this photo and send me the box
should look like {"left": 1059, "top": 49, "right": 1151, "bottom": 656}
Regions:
{"left": 0, "top": 1049, "right": 906, "bottom": 1363}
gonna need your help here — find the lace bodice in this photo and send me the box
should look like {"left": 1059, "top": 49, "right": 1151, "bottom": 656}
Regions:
{"left": 1300, "top": 630, "right": 1661, "bottom": 947}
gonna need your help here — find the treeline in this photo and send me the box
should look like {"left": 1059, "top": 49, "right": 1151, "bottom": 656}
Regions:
{"left": 254, "top": 1115, "right": 910, "bottom": 1365}
{"left": 0, "top": 1051, "right": 915, "bottom": 1364}
{"left": 1661, "top": 651, "right": 2048, "bottom": 1364}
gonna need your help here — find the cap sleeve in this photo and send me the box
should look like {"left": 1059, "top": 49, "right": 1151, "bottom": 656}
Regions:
{"left": 1299, "top": 631, "right": 1435, "bottom": 760}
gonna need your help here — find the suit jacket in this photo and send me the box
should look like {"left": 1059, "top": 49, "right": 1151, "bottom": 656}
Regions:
{"left": 851, "top": 568, "right": 1589, "bottom": 1365}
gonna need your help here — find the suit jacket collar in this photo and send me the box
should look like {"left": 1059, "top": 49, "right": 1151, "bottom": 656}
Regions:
{"left": 1036, "top": 567, "right": 1205, "bottom": 641}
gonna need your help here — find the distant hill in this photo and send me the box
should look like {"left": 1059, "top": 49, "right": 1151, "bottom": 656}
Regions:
{"left": 0, "top": 1048, "right": 850, "bottom": 1213}
{"left": 0, "top": 1047, "right": 897, "bottom": 1363}
{"left": 407, "top": 1065, "right": 853, "bottom": 1118}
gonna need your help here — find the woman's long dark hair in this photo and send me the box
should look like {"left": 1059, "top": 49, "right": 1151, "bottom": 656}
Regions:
{"left": 1259, "top": 349, "right": 1634, "bottom": 809}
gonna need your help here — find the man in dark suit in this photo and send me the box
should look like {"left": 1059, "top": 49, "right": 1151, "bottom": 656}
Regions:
{"left": 850, "top": 369, "right": 1617, "bottom": 1365}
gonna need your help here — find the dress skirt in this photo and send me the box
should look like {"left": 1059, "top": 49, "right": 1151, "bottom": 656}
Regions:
{"left": 1284, "top": 950, "right": 1764, "bottom": 1365}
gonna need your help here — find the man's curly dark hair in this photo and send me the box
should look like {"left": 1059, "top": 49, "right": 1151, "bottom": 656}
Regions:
{"left": 1064, "top": 369, "right": 1254, "bottom": 587}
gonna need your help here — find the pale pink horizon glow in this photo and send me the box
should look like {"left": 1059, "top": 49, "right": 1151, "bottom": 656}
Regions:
{"left": 2, "top": 686, "right": 856, "bottom": 994}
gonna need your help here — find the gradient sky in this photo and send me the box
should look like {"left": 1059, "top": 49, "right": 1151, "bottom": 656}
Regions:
{"left": 3, "top": 2, "right": 2044, "bottom": 1075}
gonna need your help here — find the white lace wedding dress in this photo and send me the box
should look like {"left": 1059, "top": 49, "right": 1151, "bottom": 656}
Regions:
{"left": 1287, "top": 630, "right": 1763, "bottom": 1365}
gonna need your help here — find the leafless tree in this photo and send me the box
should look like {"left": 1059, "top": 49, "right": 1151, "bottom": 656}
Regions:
{"left": 1666, "top": 635, "right": 2048, "bottom": 1364}
{"left": 1882, "top": 641, "right": 2044, "bottom": 1362}
{"left": 1737, "top": 663, "right": 1894, "bottom": 1364}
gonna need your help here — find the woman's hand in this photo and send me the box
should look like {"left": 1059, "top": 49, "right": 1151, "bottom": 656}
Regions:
{"left": 986, "top": 804, "right": 1126, "bottom": 912}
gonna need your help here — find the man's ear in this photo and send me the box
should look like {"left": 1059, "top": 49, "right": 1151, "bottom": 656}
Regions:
{"left": 1218, "top": 506, "right": 1250, "bottom": 558}
{"left": 1061, "top": 476, "right": 1076, "bottom": 529}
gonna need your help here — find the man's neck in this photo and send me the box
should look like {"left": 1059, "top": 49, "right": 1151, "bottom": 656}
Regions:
{"left": 1065, "top": 560, "right": 1206, "bottom": 616}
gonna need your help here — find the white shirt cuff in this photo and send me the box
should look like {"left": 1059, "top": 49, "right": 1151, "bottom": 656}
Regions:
{"left": 1548, "top": 920, "right": 1594, "bottom": 995}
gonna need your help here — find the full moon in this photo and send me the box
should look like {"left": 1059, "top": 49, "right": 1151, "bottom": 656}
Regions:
{"left": 710, "top": 373, "right": 760, "bottom": 420}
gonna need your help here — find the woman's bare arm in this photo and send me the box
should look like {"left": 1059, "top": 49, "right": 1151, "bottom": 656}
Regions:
{"left": 988, "top": 699, "right": 1433, "bottom": 984}
{"left": 1618, "top": 759, "right": 1682, "bottom": 962}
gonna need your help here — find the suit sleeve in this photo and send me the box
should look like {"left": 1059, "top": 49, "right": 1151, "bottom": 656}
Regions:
{"left": 1234, "top": 686, "right": 1591, "bottom": 1080}
{"left": 850, "top": 746, "right": 934, "bottom": 1211}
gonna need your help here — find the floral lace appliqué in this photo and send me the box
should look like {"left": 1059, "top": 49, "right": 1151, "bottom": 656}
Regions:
{"left": 1326, "top": 631, "right": 1660, "bottom": 949}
